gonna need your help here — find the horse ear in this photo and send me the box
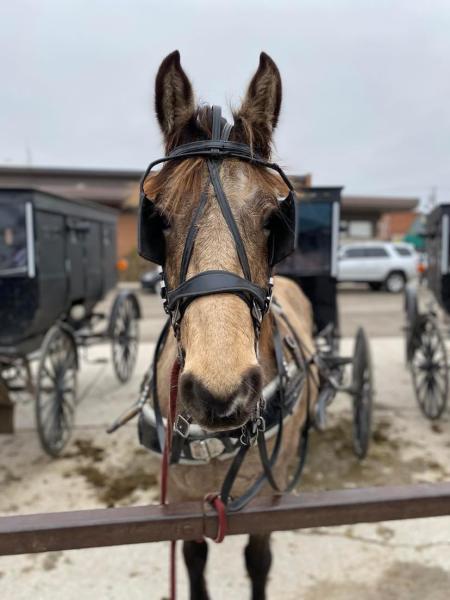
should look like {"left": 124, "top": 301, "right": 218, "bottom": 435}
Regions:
{"left": 155, "top": 50, "right": 195, "bottom": 141}
{"left": 234, "top": 52, "right": 282, "bottom": 157}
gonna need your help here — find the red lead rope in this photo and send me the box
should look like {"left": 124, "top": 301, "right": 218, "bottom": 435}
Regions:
{"left": 160, "top": 360, "right": 181, "bottom": 600}
{"left": 160, "top": 359, "right": 227, "bottom": 600}
{"left": 160, "top": 360, "right": 180, "bottom": 505}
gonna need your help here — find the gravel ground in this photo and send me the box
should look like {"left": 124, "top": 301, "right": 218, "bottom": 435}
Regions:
{"left": 1, "top": 288, "right": 449, "bottom": 599}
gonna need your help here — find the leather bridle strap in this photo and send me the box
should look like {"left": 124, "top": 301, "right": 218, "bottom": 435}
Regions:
{"left": 211, "top": 105, "right": 223, "bottom": 141}
{"left": 206, "top": 159, "right": 252, "bottom": 281}
{"left": 178, "top": 189, "right": 209, "bottom": 285}
{"left": 140, "top": 142, "right": 295, "bottom": 197}
{"left": 165, "top": 270, "right": 268, "bottom": 326}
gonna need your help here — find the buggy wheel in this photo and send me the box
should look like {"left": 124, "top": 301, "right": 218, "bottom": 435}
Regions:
{"left": 404, "top": 284, "right": 419, "bottom": 364}
{"left": 352, "top": 327, "right": 373, "bottom": 459}
{"left": 110, "top": 294, "right": 139, "bottom": 383}
{"left": 35, "top": 325, "right": 78, "bottom": 457}
{"left": 410, "top": 316, "right": 448, "bottom": 420}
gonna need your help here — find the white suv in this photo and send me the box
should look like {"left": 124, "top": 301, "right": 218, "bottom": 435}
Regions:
{"left": 338, "top": 242, "right": 418, "bottom": 292}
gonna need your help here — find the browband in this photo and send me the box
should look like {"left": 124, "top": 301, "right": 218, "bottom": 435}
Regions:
{"left": 140, "top": 140, "right": 294, "bottom": 200}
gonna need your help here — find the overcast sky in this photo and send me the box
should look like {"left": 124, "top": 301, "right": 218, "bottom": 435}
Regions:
{"left": 1, "top": 1, "right": 449, "bottom": 204}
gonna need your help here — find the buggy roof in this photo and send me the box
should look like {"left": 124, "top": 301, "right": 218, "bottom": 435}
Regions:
{"left": 0, "top": 187, "right": 117, "bottom": 224}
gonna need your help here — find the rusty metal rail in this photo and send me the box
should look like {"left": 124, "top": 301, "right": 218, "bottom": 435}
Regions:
{"left": 1, "top": 483, "right": 449, "bottom": 556}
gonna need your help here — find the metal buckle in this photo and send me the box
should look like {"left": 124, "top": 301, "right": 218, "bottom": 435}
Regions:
{"left": 190, "top": 440, "right": 209, "bottom": 461}
{"left": 160, "top": 277, "right": 169, "bottom": 314}
{"left": 266, "top": 277, "right": 274, "bottom": 311}
{"left": 206, "top": 438, "right": 225, "bottom": 458}
{"left": 190, "top": 438, "right": 225, "bottom": 461}
{"left": 174, "top": 413, "right": 190, "bottom": 438}
{"left": 252, "top": 301, "right": 263, "bottom": 324}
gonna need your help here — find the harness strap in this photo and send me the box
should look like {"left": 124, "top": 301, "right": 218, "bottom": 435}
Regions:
{"left": 140, "top": 141, "right": 294, "bottom": 195}
{"left": 152, "top": 320, "right": 171, "bottom": 452}
{"left": 207, "top": 159, "right": 252, "bottom": 281}
{"left": 211, "top": 105, "right": 223, "bottom": 141}
{"left": 178, "top": 189, "right": 209, "bottom": 285}
{"left": 166, "top": 270, "right": 268, "bottom": 315}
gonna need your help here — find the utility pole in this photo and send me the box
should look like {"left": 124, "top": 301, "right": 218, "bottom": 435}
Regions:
{"left": 428, "top": 186, "right": 437, "bottom": 212}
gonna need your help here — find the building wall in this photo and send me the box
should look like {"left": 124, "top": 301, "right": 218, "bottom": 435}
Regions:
{"left": 117, "top": 211, "right": 138, "bottom": 258}
{"left": 378, "top": 211, "right": 417, "bottom": 240}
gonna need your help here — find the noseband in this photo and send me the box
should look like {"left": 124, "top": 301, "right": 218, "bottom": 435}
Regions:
{"left": 138, "top": 105, "right": 297, "bottom": 362}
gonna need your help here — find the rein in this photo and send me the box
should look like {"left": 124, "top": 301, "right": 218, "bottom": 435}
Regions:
{"left": 160, "top": 359, "right": 227, "bottom": 600}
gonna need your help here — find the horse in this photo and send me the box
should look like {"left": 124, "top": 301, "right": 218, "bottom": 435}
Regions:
{"left": 142, "top": 50, "right": 318, "bottom": 600}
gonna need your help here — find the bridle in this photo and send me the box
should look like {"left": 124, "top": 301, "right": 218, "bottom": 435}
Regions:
{"left": 138, "top": 105, "right": 297, "bottom": 367}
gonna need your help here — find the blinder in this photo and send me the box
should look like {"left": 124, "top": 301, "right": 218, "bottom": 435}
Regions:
{"left": 138, "top": 195, "right": 166, "bottom": 265}
{"left": 267, "top": 190, "right": 296, "bottom": 267}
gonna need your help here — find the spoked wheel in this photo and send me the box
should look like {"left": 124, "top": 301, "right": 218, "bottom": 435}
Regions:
{"left": 110, "top": 294, "right": 139, "bottom": 383}
{"left": 404, "top": 284, "right": 419, "bottom": 364}
{"left": 410, "top": 316, "right": 448, "bottom": 420}
{"left": 351, "top": 327, "right": 373, "bottom": 459}
{"left": 35, "top": 325, "right": 78, "bottom": 456}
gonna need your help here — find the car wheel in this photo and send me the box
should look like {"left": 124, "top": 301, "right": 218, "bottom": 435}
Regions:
{"left": 369, "top": 282, "right": 382, "bottom": 291}
{"left": 385, "top": 271, "right": 406, "bottom": 293}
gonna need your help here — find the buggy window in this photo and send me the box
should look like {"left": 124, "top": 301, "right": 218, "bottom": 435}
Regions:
{"left": 0, "top": 203, "right": 28, "bottom": 275}
{"left": 394, "top": 246, "right": 412, "bottom": 257}
{"left": 296, "top": 201, "right": 333, "bottom": 274}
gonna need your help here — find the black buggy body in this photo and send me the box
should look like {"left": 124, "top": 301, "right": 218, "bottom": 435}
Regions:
{"left": 0, "top": 188, "right": 140, "bottom": 454}
{"left": 277, "top": 186, "right": 342, "bottom": 334}
{"left": 425, "top": 203, "right": 450, "bottom": 314}
{"left": 405, "top": 203, "right": 450, "bottom": 420}
{"left": 0, "top": 188, "right": 117, "bottom": 355}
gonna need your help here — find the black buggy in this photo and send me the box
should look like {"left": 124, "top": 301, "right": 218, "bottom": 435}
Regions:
{"left": 278, "top": 186, "right": 374, "bottom": 458}
{"left": 405, "top": 203, "right": 450, "bottom": 420}
{"left": 0, "top": 188, "right": 140, "bottom": 456}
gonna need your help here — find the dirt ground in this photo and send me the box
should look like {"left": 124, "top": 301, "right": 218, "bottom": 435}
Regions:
{"left": 1, "top": 288, "right": 450, "bottom": 599}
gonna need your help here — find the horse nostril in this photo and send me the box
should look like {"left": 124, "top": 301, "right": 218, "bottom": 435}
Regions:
{"left": 180, "top": 367, "right": 262, "bottom": 424}
{"left": 180, "top": 373, "right": 229, "bottom": 417}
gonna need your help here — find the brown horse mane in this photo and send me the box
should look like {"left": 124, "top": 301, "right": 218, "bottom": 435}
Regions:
{"left": 144, "top": 106, "right": 289, "bottom": 216}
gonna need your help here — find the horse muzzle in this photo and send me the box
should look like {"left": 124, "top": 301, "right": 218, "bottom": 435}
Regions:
{"left": 179, "top": 366, "right": 262, "bottom": 431}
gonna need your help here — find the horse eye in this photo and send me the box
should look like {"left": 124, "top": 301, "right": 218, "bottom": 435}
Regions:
{"left": 263, "top": 211, "right": 276, "bottom": 231}
{"left": 158, "top": 211, "right": 171, "bottom": 231}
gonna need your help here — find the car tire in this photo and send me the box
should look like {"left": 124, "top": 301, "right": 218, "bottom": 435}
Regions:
{"left": 369, "top": 282, "right": 383, "bottom": 291}
{"left": 384, "top": 271, "right": 406, "bottom": 293}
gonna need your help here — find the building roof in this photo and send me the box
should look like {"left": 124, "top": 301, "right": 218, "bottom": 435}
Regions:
{"left": 0, "top": 164, "right": 141, "bottom": 209}
{"left": 0, "top": 165, "right": 419, "bottom": 215}
{"left": 342, "top": 194, "right": 419, "bottom": 213}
